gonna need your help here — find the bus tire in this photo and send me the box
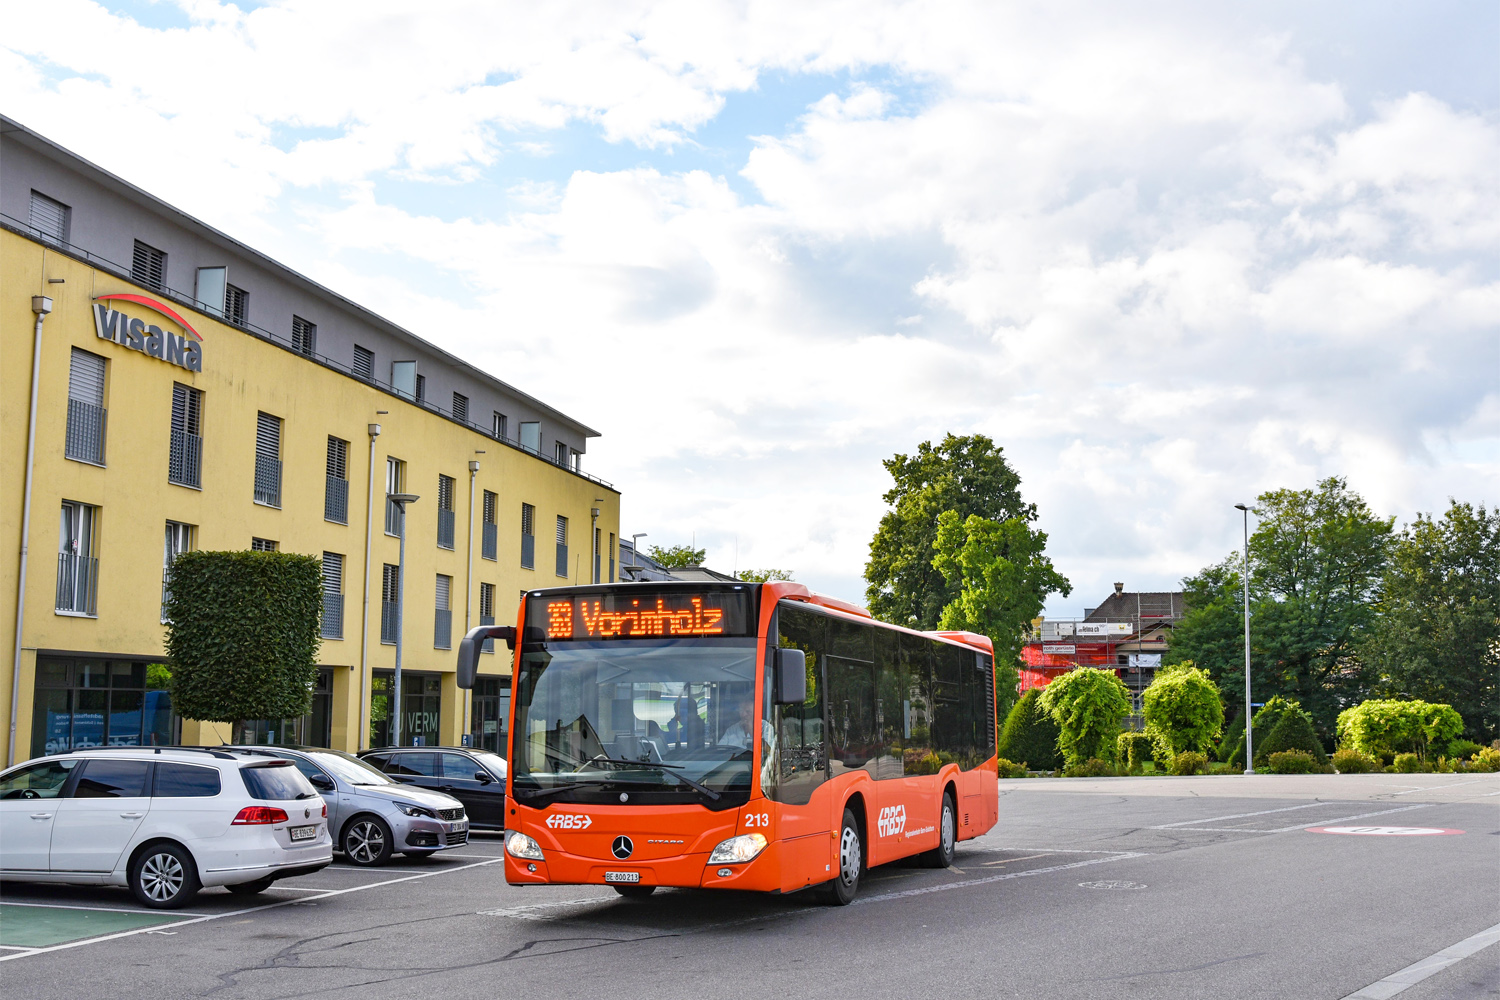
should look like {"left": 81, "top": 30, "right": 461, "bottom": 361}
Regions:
{"left": 919, "top": 790, "right": 957, "bottom": 869}
{"left": 823, "top": 807, "right": 863, "bottom": 906}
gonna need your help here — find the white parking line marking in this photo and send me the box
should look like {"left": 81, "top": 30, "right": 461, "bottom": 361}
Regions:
{"left": 1150, "top": 801, "right": 1332, "bottom": 829}
{"left": 854, "top": 852, "right": 1149, "bottom": 904}
{"left": 1340, "top": 922, "right": 1500, "bottom": 999}
{"left": 1391, "top": 780, "right": 1485, "bottom": 796}
{"left": 1159, "top": 803, "right": 1436, "bottom": 835}
{"left": 0, "top": 857, "right": 504, "bottom": 962}
{"left": 0, "top": 901, "right": 183, "bottom": 915}
{"left": 980, "top": 853, "right": 1054, "bottom": 867}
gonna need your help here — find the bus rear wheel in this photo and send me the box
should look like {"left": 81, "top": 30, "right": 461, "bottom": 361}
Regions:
{"left": 919, "top": 791, "right": 957, "bottom": 869}
{"left": 823, "top": 807, "right": 863, "bottom": 906}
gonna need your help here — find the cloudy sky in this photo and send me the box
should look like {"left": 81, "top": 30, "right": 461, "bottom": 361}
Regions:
{"left": 5, "top": 1, "right": 1497, "bottom": 615}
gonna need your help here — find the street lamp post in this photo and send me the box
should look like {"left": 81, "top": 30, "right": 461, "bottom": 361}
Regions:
{"left": 1234, "top": 502, "right": 1253, "bottom": 774}
{"left": 388, "top": 492, "right": 419, "bottom": 746}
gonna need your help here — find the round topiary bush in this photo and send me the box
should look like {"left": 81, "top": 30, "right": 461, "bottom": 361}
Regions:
{"left": 997, "top": 688, "right": 1062, "bottom": 771}
{"left": 1038, "top": 667, "right": 1132, "bottom": 768}
{"left": 1142, "top": 663, "right": 1224, "bottom": 757}
{"left": 1221, "top": 696, "right": 1297, "bottom": 770}
{"left": 1268, "top": 749, "right": 1318, "bottom": 774}
{"left": 1255, "top": 706, "right": 1327, "bottom": 766}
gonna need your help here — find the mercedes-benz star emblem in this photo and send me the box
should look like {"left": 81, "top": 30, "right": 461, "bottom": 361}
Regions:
{"left": 611, "top": 836, "right": 634, "bottom": 860}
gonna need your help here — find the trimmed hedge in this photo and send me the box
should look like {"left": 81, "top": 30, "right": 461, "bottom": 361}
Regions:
{"left": 1255, "top": 706, "right": 1327, "bottom": 766}
{"left": 996, "top": 757, "right": 1029, "bottom": 778}
{"left": 1170, "top": 751, "right": 1209, "bottom": 775}
{"left": 1064, "top": 757, "right": 1117, "bottom": 778}
{"left": 1118, "top": 731, "right": 1154, "bottom": 771}
{"left": 1268, "top": 750, "right": 1319, "bottom": 774}
{"left": 997, "top": 688, "right": 1062, "bottom": 771}
{"left": 1335, "top": 699, "right": 1465, "bottom": 761}
{"left": 1331, "top": 748, "right": 1381, "bottom": 773}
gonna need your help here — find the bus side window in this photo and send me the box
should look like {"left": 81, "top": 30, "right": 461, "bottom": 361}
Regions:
{"left": 768, "top": 603, "right": 827, "bottom": 805}
{"left": 902, "top": 634, "right": 936, "bottom": 775}
{"left": 826, "top": 616, "right": 876, "bottom": 777}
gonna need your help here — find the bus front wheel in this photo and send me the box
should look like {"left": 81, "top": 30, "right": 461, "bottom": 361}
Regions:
{"left": 823, "top": 807, "right": 863, "bottom": 906}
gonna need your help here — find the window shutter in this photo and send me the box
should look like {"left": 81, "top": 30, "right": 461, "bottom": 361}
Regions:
{"left": 438, "top": 475, "right": 454, "bottom": 511}
{"left": 353, "top": 345, "right": 374, "bottom": 380}
{"left": 326, "top": 437, "right": 348, "bottom": 479}
{"left": 225, "top": 284, "right": 248, "bottom": 325}
{"left": 132, "top": 240, "right": 166, "bottom": 290}
{"left": 383, "top": 564, "right": 399, "bottom": 601}
{"left": 556, "top": 516, "right": 567, "bottom": 545}
{"left": 256, "top": 413, "right": 281, "bottom": 460}
{"left": 415, "top": 373, "right": 426, "bottom": 402}
{"left": 480, "top": 582, "right": 494, "bottom": 617}
{"left": 292, "top": 316, "right": 317, "bottom": 356}
{"left": 452, "top": 393, "right": 468, "bottom": 422}
{"left": 435, "top": 574, "right": 451, "bottom": 611}
{"left": 29, "top": 191, "right": 69, "bottom": 243}
{"left": 483, "top": 490, "right": 496, "bottom": 523}
{"left": 322, "top": 553, "right": 343, "bottom": 595}
{"left": 521, "top": 503, "right": 534, "bottom": 536}
{"left": 67, "top": 349, "right": 106, "bottom": 406}
{"left": 171, "top": 384, "right": 202, "bottom": 435}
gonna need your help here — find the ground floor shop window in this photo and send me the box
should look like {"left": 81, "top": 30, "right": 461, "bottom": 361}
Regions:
{"left": 470, "top": 677, "right": 510, "bottom": 756}
{"left": 32, "top": 658, "right": 175, "bottom": 758}
{"left": 371, "top": 671, "right": 441, "bottom": 747}
{"left": 238, "top": 669, "right": 334, "bottom": 747}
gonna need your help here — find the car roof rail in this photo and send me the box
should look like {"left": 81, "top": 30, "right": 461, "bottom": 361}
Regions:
{"left": 59, "top": 745, "right": 237, "bottom": 760}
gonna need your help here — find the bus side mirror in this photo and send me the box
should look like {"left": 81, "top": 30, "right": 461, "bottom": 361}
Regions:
{"left": 774, "top": 648, "right": 806, "bottom": 704}
{"left": 457, "top": 625, "right": 516, "bottom": 689}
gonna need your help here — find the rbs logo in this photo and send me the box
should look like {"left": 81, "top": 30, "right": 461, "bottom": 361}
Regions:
{"left": 877, "top": 804, "right": 906, "bottom": 838}
{"left": 544, "top": 814, "right": 593, "bottom": 830}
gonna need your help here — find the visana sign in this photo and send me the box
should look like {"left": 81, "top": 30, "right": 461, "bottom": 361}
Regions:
{"left": 92, "top": 293, "right": 203, "bottom": 372}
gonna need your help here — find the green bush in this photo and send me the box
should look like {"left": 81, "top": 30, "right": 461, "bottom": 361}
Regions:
{"left": 1447, "top": 739, "right": 1483, "bottom": 760}
{"left": 1393, "top": 752, "right": 1421, "bottom": 773}
{"left": 996, "top": 688, "right": 1062, "bottom": 771}
{"left": 1468, "top": 747, "right": 1500, "bottom": 772}
{"left": 1038, "top": 667, "right": 1132, "bottom": 767}
{"left": 1331, "top": 748, "right": 1381, "bottom": 773}
{"left": 1221, "top": 696, "right": 1297, "bottom": 770}
{"left": 1207, "top": 761, "right": 1236, "bottom": 775}
{"left": 1170, "top": 751, "right": 1209, "bottom": 775}
{"left": 1256, "top": 705, "right": 1327, "bottom": 766}
{"left": 1065, "top": 758, "right": 1118, "bottom": 778}
{"left": 997, "top": 757, "right": 1029, "bottom": 779}
{"left": 1118, "top": 731, "right": 1154, "bottom": 771}
{"left": 1142, "top": 662, "right": 1224, "bottom": 756}
{"left": 1268, "top": 749, "right": 1319, "bottom": 774}
{"left": 1336, "top": 699, "right": 1465, "bottom": 761}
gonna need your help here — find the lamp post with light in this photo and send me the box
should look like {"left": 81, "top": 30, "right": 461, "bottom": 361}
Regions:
{"left": 388, "top": 492, "right": 419, "bottom": 746}
{"left": 1234, "top": 502, "right": 1253, "bottom": 774}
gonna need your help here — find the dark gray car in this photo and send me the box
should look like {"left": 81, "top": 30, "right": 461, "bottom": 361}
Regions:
{"left": 358, "top": 747, "right": 506, "bottom": 831}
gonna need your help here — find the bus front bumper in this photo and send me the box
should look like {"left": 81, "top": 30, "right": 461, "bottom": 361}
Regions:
{"left": 505, "top": 840, "right": 786, "bottom": 892}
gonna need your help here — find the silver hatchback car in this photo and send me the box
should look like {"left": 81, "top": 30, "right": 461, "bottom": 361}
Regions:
{"left": 221, "top": 747, "right": 468, "bottom": 866}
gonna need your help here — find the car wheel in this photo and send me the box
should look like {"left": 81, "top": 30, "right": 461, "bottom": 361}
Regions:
{"left": 613, "top": 884, "right": 656, "bottom": 898}
{"left": 342, "top": 816, "right": 394, "bottom": 866}
{"left": 822, "top": 807, "right": 863, "bottom": 906}
{"left": 403, "top": 850, "right": 437, "bottom": 861}
{"left": 225, "top": 877, "right": 276, "bottom": 896}
{"left": 130, "top": 843, "right": 201, "bottom": 909}
{"left": 919, "top": 791, "right": 957, "bottom": 869}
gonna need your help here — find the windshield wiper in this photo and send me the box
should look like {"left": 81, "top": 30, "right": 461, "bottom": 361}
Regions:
{"left": 578, "top": 756, "right": 721, "bottom": 801}
{"left": 515, "top": 777, "right": 613, "bottom": 802}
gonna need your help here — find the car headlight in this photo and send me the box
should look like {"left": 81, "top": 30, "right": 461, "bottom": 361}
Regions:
{"left": 708, "top": 833, "right": 767, "bottom": 864}
{"left": 397, "top": 804, "right": 436, "bottom": 819}
{"left": 506, "top": 831, "right": 545, "bottom": 860}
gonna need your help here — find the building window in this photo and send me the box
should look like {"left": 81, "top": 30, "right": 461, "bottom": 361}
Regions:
{"left": 469, "top": 676, "right": 510, "bottom": 754}
{"left": 381, "top": 564, "right": 399, "bottom": 643}
{"left": 132, "top": 239, "right": 167, "bottom": 291}
{"left": 254, "top": 412, "right": 282, "bottom": 507}
{"left": 56, "top": 501, "right": 98, "bottom": 616}
{"left": 353, "top": 344, "right": 374, "bottom": 381}
{"left": 195, "top": 267, "right": 226, "bottom": 317}
{"left": 65, "top": 348, "right": 107, "bottom": 466}
{"left": 609, "top": 532, "right": 615, "bottom": 583}
{"left": 492, "top": 412, "right": 507, "bottom": 441}
{"left": 519, "top": 421, "right": 540, "bottom": 454}
{"left": 162, "top": 521, "right": 193, "bottom": 621}
{"left": 481, "top": 490, "right": 498, "bottom": 561}
{"left": 555, "top": 441, "right": 569, "bottom": 466}
{"left": 225, "top": 283, "right": 249, "bottom": 326}
{"left": 594, "top": 526, "right": 602, "bottom": 584}
{"left": 415, "top": 373, "right": 426, "bottom": 403}
{"left": 520, "top": 503, "right": 535, "bottom": 570}
{"left": 571, "top": 448, "right": 581, "bottom": 472}
{"left": 479, "top": 582, "right": 496, "bottom": 653}
{"left": 434, "top": 574, "right": 452, "bottom": 649}
{"left": 452, "top": 393, "right": 468, "bottom": 423}
{"left": 251, "top": 538, "right": 278, "bottom": 552}
{"left": 321, "top": 553, "right": 344, "bottom": 640}
{"left": 437, "top": 474, "right": 456, "bottom": 549}
{"left": 385, "top": 457, "right": 405, "bottom": 536}
{"left": 29, "top": 190, "right": 70, "bottom": 244}
{"left": 555, "top": 515, "right": 569, "bottom": 578}
{"left": 325, "top": 436, "right": 349, "bottom": 524}
{"left": 291, "top": 315, "right": 317, "bottom": 356}
{"left": 369, "top": 672, "right": 440, "bottom": 748}
{"left": 31, "top": 659, "right": 174, "bottom": 758}
{"left": 392, "top": 360, "right": 416, "bottom": 400}
{"left": 169, "top": 383, "right": 203, "bottom": 488}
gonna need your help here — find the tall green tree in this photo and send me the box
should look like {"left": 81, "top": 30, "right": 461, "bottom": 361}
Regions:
{"left": 1169, "top": 477, "right": 1392, "bottom": 737}
{"left": 1361, "top": 501, "right": 1499, "bottom": 742}
{"left": 164, "top": 550, "right": 323, "bottom": 741}
{"left": 932, "top": 510, "right": 1071, "bottom": 721}
{"left": 865, "top": 434, "right": 1034, "bottom": 630}
{"left": 1037, "top": 666, "right": 1132, "bottom": 766}
{"left": 649, "top": 544, "right": 706, "bottom": 568}
{"left": 1141, "top": 663, "right": 1224, "bottom": 757}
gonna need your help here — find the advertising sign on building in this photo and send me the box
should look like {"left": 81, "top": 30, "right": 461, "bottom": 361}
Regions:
{"left": 93, "top": 294, "right": 203, "bottom": 372}
{"left": 1076, "top": 622, "right": 1132, "bottom": 638}
{"left": 1042, "top": 644, "right": 1076, "bottom": 655}
{"left": 1129, "top": 653, "right": 1162, "bottom": 667}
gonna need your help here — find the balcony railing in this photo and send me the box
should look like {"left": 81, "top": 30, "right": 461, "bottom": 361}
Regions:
{"left": 325, "top": 476, "right": 348, "bottom": 524}
{"left": 480, "top": 614, "right": 495, "bottom": 653}
{"left": 381, "top": 599, "right": 399, "bottom": 644}
{"left": 521, "top": 533, "right": 535, "bottom": 570}
{"left": 254, "top": 455, "right": 282, "bottom": 507}
{"left": 56, "top": 553, "right": 98, "bottom": 615}
{"left": 169, "top": 429, "right": 202, "bottom": 488}
{"left": 65, "top": 399, "right": 106, "bottom": 465}
{"left": 482, "top": 522, "right": 497, "bottom": 560}
{"left": 385, "top": 498, "right": 403, "bottom": 536}
{"left": 556, "top": 543, "right": 568, "bottom": 578}
{"left": 321, "top": 592, "right": 344, "bottom": 639}
{"left": 434, "top": 608, "right": 452, "bottom": 649}
{"left": 437, "top": 509, "right": 455, "bottom": 549}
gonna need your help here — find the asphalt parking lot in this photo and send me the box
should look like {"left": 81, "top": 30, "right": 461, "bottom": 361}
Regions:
{"left": 2, "top": 773, "right": 1496, "bottom": 1000}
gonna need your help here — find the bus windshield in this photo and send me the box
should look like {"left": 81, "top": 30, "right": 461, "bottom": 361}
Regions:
{"left": 511, "top": 638, "right": 762, "bottom": 810}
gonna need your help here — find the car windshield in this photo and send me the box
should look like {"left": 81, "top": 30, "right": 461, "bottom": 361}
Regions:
{"left": 512, "top": 638, "right": 762, "bottom": 808}
{"left": 305, "top": 749, "right": 395, "bottom": 786}
{"left": 473, "top": 751, "right": 507, "bottom": 779}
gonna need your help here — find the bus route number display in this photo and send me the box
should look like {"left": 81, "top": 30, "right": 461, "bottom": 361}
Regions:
{"left": 534, "top": 591, "right": 752, "bottom": 640}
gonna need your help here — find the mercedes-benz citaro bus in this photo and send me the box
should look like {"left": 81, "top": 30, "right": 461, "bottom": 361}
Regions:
{"left": 456, "top": 581, "right": 998, "bottom": 905}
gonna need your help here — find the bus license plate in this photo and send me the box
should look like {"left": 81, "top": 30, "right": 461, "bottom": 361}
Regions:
{"left": 289, "top": 825, "right": 317, "bottom": 841}
{"left": 604, "top": 871, "right": 640, "bottom": 884}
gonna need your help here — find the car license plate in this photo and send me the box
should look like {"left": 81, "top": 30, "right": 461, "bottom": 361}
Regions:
{"left": 604, "top": 871, "right": 640, "bottom": 884}
{"left": 448, "top": 821, "right": 468, "bottom": 832}
{"left": 289, "top": 825, "right": 317, "bottom": 842}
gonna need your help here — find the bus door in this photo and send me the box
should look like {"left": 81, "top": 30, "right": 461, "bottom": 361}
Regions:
{"left": 767, "top": 604, "right": 831, "bottom": 891}
{"left": 872, "top": 631, "right": 939, "bottom": 862}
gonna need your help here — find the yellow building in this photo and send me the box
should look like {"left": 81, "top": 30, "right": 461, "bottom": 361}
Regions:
{"left": 1, "top": 116, "right": 621, "bottom": 767}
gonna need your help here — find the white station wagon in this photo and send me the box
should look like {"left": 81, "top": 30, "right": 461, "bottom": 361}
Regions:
{"left": 0, "top": 746, "right": 332, "bottom": 908}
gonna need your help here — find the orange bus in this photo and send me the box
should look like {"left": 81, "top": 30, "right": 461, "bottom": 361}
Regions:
{"left": 457, "top": 581, "right": 998, "bottom": 904}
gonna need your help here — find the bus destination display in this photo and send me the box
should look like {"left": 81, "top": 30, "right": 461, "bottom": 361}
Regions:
{"left": 530, "top": 590, "right": 753, "bottom": 640}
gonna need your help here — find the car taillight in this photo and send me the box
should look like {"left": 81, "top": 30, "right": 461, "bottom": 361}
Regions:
{"left": 232, "top": 806, "right": 289, "bottom": 825}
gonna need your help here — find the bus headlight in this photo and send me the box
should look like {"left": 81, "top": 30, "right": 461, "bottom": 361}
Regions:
{"left": 708, "top": 833, "right": 767, "bottom": 864}
{"left": 506, "top": 831, "right": 545, "bottom": 860}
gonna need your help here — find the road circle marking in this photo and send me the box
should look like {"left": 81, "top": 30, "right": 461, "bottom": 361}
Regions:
{"left": 1078, "top": 880, "right": 1147, "bottom": 890}
{"left": 1305, "top": 826, "right": 1463, "bottom": 836}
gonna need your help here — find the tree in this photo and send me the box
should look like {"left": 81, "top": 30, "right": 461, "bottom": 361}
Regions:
{"left": 1220, "top": 695, "right": 1295, "bottom": 769}
{"left": 1255, "top": 704, "right": 1326, "bottom": 765}
{"left": 996, "top": 688, "right": 1062, "bottom": 771}
{"left": 1141, "top": 663, "right": 1224, "bottom": 757}
{"left": 737, "top": 568, "right": 794, "bottom": 583}
{"left": 865, "top": 434, "right": 1034, "bottom": 630}
{"left": 1037, "top": 667, "right": 1132, "bottom": 766}
{"left": 932, "top": 510, "right": 1071, "bottom": 722}
{"left": 1169, "top": 477, "right": 1393, "bottom": 738}
{"left": 164, "top": 550, "right": 323, "bottom": 740}
{"left": 649, "top": 544, "right": 706, "bottom": 568}
{"left": 1361, "top": 501, "right": 1500, "bottom": 742}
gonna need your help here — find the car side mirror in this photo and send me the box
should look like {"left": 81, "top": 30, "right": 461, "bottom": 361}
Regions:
{"left": 309, "top": 774, "right": 334, "bottom": 791}
{"left": 774, "top": 648, "right": 807, "bottom": 704}
{"left": 475, "top": 771, "right": 492, "bottom": 784}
